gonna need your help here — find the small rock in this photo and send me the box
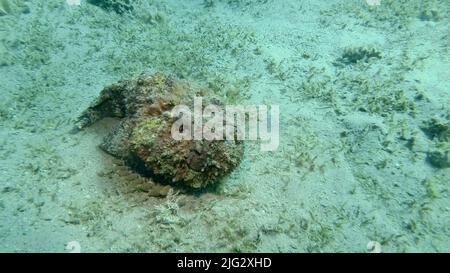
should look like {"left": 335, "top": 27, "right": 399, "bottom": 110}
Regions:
{"left": 427, "top": 150, "right": 450, "bottom": 169}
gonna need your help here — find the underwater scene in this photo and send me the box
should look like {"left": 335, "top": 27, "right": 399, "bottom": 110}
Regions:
{"left": 0, "top": 0, "right": 449, "bottom": 253}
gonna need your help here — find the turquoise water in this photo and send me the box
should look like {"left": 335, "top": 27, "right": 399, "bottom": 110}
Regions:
{"left": 0, "top": 0, "right": 449, "bottom": 252}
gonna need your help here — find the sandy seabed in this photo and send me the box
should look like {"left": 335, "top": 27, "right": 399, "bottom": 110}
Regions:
{"left": 0, "top": 0, "right": 449, "bottom": 252}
